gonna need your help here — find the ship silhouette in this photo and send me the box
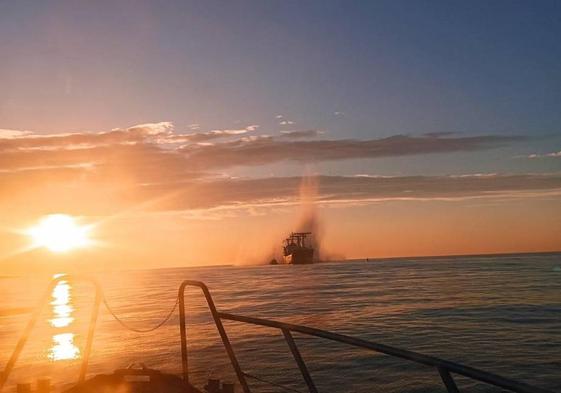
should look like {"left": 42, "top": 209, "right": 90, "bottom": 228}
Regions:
{"left": 282, "top": 232, "right": 314, "bottom": 264}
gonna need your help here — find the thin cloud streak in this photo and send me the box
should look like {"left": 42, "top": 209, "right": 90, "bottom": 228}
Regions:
{"left": 3, "top": 169, "right": 559, "bottom": 215}
{"left": 145, "top": 173, "right": 561, "bottom": 212}
{"left": 527, "top": 151, "right": 561, "bottom": 159}
{"left": 183, "top": 134, "right": 525, "bottom": 169}
{"left": 279, "top": 129, "right": 324, "bottom": 139}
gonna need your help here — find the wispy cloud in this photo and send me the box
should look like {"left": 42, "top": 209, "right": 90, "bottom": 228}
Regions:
{"left": 127, "top": 122, "right": 174, "bottom": 135}
{"left": 163, "top": 125, "right": 259, "bottom": 144}
{"left": 0, "top": 129, "right": 33, "bottom": 139}
{"left": 0, "top": 123, "right": 525, "bottom": 173}
{"left": 151, "top": 173, "right": 561, "bottom": 211}
{"left": 182, "top": 134, "right": 525, "bottom": 169}
{"left": 279, "top": 129, "right": 324, "bottom": 139}
{"left": 527, "top": 151, "right": 561, "bottom": 159}
{"left": 0, "top": 121, "right": 174, "bottom": 153}
{"left": 3, "top": 167, "right": 559, "bottom": 217}
{"left": 0, "top": 122, "right": 262, "bottom": 153}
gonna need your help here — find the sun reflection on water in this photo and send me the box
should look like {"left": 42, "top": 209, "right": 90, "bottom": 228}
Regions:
{"left": 50, "top": 280, "right": 74, "bottom": 328}
{"left": 49, "top": 333, "right": 80, "bottom": 361}
{"left": 48, "top": 276, "right": 80, "bottom": 361}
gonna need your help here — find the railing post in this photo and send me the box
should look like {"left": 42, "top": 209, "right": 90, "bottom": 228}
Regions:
{"left": 438, "top": 367, "right": 460, "bottom": 393}
{"left": 178, "top": 282, "right": 189, "bottom": 384}
{"left": 179, "top": 281, "right": 251, "bottom": 393}
{"left": 0, "top": 285, "right": 51, "bottom": 391}
{"left": 282, "top": 329, "right": 318, "bottom": 393}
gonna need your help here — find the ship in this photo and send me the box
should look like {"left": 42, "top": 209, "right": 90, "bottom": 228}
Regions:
{"left": 282, "top": 232, "right": 314, "bottom": 264}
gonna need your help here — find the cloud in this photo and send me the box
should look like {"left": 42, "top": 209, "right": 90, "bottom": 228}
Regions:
{"left": 126, "top": 122, "right": 174, "bottom": 135}
{"left": 0, "top": 142, "right": 558, "bottom": 218}
{"left": 181, "top": 134, "right": 525, "bottom": 169}
{"left": 527, "top": 151, "right": 561, "bottom": 159}
{"left": 0, "top": 129, "right": 33, "bottom": 138}
{"left": 0, "top": 122, "right": 539, "bottom": 216}
{"left": 160, "top": 125, "right": 259, "bottom": 144}
{"left": 18, "top": 172, "right": 558, "bottom": 216}
{"left": 116, "top": 173, "right": 561, "bottom": 216}
{"left": 0, "top": 121, "right": 174, "bottom": 153}
{"left": 423, "top": 132, "right": 455, "bottom": 138}
{"left": 0, "top": 124, "right": 524, "bottom": 173}
{"left": 279, "top": 120, "right": 294, "bottom": 125}
{"left": 0, "top": 122, "right": 262, "bottom": 154}
{"left": 279, "top": 129, "right": 324, "bottom": 139}
{"left": 1, "top": 130, "right": 558, "bottom": 216}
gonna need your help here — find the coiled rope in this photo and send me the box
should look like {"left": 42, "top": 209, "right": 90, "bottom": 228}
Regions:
{"left": 102, "top": 293, "right": 179, "bottom": 333}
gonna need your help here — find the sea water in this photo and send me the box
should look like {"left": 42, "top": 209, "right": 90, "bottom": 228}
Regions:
{"left": 1, "top": 254, "right": 560, "bottom": 392}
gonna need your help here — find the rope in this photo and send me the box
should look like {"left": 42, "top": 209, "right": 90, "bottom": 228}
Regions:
{"left": 242, "top": 372, "right": 305, "bottom": 393}
{"left": 102, "top": 294, "right": 298, "bottom": 392}
{"left": 102, "top": 293, "right": 179, "bottom": 333}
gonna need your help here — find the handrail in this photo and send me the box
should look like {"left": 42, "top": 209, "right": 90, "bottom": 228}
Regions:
{"left": 178, "top": 280, "right": 251, "bottom": 393}
{"left": 0, "top": 275, "right": 102, "bottom": 391}
{"left": 217, "top": 312, "right": 553, "bottom": 393}
{"left": 178, "top": 280, "right": 555, "bottom": 393}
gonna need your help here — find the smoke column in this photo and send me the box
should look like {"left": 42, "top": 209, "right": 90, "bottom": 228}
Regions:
{"left": 297, "top": 175, "right": 323, "bottom": 261}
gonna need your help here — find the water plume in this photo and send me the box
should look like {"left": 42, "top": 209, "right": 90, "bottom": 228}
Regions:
{"left": 297, "top": 175, "right": 323, "bottom": 261}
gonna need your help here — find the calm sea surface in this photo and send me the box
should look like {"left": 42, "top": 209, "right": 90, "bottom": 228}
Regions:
{"left": 1, "top": 255, "right": 560, "bottom": 392}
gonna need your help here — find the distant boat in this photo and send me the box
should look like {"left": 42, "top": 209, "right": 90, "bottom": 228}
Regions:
{"left": 282, "top": 232, "right": 314, "bottom": 264}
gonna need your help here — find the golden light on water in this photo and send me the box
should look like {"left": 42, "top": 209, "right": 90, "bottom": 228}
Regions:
{"left": 48, "top": 277, "right": 80, "bottom": 361}
{"left": 27, "top": 214, "right": 92, "bottom": 253}
{"left": 49, "top": 333, "right": 80, "bottom": 361}
{"left": 50, "top": 279, "right": 74, "bottom": 328}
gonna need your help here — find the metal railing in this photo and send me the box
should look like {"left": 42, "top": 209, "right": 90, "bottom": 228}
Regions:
{"left": 178, "top": 280, "right": 555, "bottom": 393}
{"left": 0, "top": 275, "right": 102, "bottom": 391}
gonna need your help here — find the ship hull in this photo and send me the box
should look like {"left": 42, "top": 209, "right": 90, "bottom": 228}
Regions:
{"left": 283, "top": 248, "right": 314, "bottom": 264}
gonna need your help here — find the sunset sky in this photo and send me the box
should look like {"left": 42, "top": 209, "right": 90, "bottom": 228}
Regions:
{"left": 1, "top": 1, "right": 560, "bottom": 273}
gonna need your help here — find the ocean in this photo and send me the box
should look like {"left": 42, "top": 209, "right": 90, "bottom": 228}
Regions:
{"left": 1, "top": 254, "right": 560, "bottom": 392}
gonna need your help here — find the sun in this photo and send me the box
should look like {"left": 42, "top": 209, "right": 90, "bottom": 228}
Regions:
{"left": 27, "top": 214, "right": 92, "bottom": 253}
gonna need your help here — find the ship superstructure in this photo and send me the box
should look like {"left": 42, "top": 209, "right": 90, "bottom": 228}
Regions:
{"left": 282, "top": 232, "right": 314, "bottom": 264}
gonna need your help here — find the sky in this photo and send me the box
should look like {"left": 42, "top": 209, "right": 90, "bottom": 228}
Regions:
{"left": 1, "top": 1, "right": 560, "bottom": 273}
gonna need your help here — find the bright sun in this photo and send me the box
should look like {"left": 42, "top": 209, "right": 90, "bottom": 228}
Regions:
{"left": 28, "top": 214, "right": 91, "bottom": 253}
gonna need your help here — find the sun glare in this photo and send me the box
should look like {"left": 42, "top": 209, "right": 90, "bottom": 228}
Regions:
{"left": 28, "top": 214, "right": 91, "bottom": 253}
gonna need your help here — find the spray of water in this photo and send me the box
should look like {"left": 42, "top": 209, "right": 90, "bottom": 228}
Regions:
{"left": 264, "top": 174, "right": 342, "bottom": 264}
{"left": 296, "top": 175, "right": 323, "bottom": 261}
